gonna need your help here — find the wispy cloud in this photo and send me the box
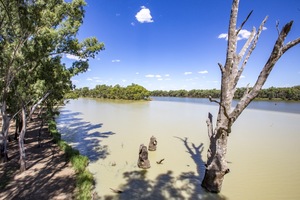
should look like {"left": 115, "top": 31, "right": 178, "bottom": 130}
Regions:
{"left": 112, "top": 59, "right": 121, "bottom": 63}
{"left": 145, "top": 74, "right": 155, "bottom": 78}
{"left": 145, "top": 74, "right": 161, "bottom": 78}
{"left": 184, "top": 72, "right": 192, "bottom": 75}
{"left": 198, "top": 70, "right": 208, "bottom": 74}
{"left": 135, "top": 6, "right": 154, "bottom": 23}
{"left": 87, "top": 78, "right": 93, "bottom": 81}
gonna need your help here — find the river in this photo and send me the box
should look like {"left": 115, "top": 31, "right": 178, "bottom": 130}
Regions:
{"left": 56, "top": 97, "right": 300, "bottom": 200}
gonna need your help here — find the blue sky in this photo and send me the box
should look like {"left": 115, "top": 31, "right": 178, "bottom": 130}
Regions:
{"left": 64, "top": 0, "right": 300, "bottom": 91}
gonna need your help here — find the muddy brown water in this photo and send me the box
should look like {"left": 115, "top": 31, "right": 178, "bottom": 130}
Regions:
{"left": 56, "top": 98, "right": 300, "bottom": 200}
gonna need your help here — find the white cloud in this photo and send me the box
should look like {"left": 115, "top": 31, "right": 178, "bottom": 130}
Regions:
{"left": 241, "top": 75, "right": 245, "bottom": 78}
{"left": 218, "top": 29, "right": 254, "bottom": 41}
{"left": 136, "top": 72, "right": 139, "bottom": 75}
{"left": 263, "top": 26, "right": 267, "bottom": 30}
{"left": 145, "top": 74, "right": 161, "bottom": 78}
{"left": 184, "top": 72, "right": 192, "bottom": 75}
{"left": 66, "top": 54, "right": 80, "bottom": 61}
{"left": 218, "top": 33, "right": 228, "bottom": 40}
{"left": 237, "top": 29, "right": 251, "bottom": 40}
{"left": 112, "top": 59, "right": 120, "bottom": 63}
{"left": 131, "top": 22, "right": 135, "bottom": 26}
{"left": 198, "top": 70, "right": 208, "bottom": 74}
{"left": 165, "top": 74, "right": 170, "bottom": 77}
{"left": 87, "top": 78, "right": 93, "bottom": 81}
{"left": 135, "top": 6, "right": 154, "bottom": 23}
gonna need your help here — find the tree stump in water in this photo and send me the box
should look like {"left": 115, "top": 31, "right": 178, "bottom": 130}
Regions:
{"left": 148, "top": 136, "right": 157, "bottom": 151}
{"left": 137, "top": 144, "right": 150, "bottom": 169}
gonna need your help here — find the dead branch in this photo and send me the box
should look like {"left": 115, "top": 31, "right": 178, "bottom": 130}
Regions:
{"left": 233, "top": 16, "right": 268, "bottom": 89}
{"left": 236, "top": 10, "right": 253, "bottom": 35}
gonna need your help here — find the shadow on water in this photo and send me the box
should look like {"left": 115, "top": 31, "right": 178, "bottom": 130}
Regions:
{"left": 56, "top": 109, "right": 115, "bottom": 162}
{"left": 101, "top": 137, "right": 227, "bottom": 200}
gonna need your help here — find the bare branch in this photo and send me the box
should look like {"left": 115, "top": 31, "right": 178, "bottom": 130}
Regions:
{"left": 218, "top": 63, "right": 225, "bottom": 73}
{"left": 233, "top": 16, "right": 268, "bottom": 89}
{"left": 282, "top": 37, "right": 300, "bottom": 54}
{"left": 232, "top": 20, "right": 297, "bottom": 121}
{"left": 209, "top": 96, "right": 221, "bottom": 105}
{"left": 238, "top": 27, "right": 256, "bottom": 61}
{"left": 251, "top": 21, "right": 294, "bottom": 92}
{"left": 276, "top": 20, "right": 280, "bottom": 36}
{"left": 236, "top": 10, "right": 253, "bottom": 35}
{"left": 224, "top": 0, "right": 239, "bottom": 70}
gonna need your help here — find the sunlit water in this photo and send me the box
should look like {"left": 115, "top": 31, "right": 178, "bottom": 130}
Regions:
{"left": 56, "top": 98, "right": 300, "bottom": 200}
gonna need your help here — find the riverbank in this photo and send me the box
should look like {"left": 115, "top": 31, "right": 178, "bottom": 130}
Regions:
{"left": 0, "top": 115, "right": 76, "bottom": 199}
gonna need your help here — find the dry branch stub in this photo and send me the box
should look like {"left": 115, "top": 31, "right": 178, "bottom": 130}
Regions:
{"left": 137, "top": 144, "right": 151, "bottom": 169}
{"left": 148, "top": 136, "right": 157, "bottom": 151}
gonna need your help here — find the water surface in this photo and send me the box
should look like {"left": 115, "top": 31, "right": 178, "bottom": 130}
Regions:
{"left": 56, "top": 98, "right": 300, "bottom": 200}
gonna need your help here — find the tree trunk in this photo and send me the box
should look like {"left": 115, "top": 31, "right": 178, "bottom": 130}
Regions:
{"left": 201, "top": 112, "right": 230, "bottom": 193}
{"left": 1, "top": 102, "right": 10, "bottom": 163}
{"left": 18, "top": 105, "right": 27, "bottom": 172}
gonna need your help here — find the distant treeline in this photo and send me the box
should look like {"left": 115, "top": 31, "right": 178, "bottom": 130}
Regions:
{"left": 66, "top": 85, "right": 300, "bottom": 101}
{"left": 150, "top": 86, "right": 300, "bottom": 101}
{"left": 66, "top": 84, "right": 151, "bottom": 100}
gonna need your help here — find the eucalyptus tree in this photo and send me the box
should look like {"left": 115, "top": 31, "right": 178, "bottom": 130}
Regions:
{"left": 0, "top": 0, "right": 104, "bottom": 167}
{"left": 201, "top": 0, "right": 300, "bottom": 193}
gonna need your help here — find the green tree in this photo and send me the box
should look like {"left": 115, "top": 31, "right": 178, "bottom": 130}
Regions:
{"left": 0, "top": 0, "right": 104, "bottom": 169}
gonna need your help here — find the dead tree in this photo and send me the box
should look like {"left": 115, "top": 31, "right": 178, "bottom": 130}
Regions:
{"left": 201, "top": 0, "right": 300, "bottom": 193}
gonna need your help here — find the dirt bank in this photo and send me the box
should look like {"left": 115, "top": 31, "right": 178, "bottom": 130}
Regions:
{"left": 0, "top": 116, "right": 76, "bottom": 200}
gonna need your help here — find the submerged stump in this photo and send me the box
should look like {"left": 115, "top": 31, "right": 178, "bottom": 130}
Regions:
{"left": 148, "top": 136, "right": 157, "bottom": 151}
{"left": 137, "top": 144, "right": 150, "bottom": 169}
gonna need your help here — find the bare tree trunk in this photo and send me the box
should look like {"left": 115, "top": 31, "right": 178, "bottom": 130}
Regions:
{"left": 202, "top": 112, "right": 230, "bottom": 193}
{"left": 18, "top": 105, "right": 27, "bottom": 172}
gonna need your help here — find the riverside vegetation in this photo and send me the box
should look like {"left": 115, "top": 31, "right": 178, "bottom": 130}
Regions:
{"left": 70, "top": 84, "right": 300, "bottom": 101}
{"left": 0, "top": 0, "right": 104, "bottom": 199}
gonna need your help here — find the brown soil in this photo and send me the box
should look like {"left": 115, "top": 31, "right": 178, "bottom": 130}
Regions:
{"left": 0, "top": 116, "right": 76, "bottom": 200}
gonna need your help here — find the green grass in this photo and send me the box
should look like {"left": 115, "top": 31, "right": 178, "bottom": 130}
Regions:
{"left": 48, "top": 119, "right": 94, "bottom": 200}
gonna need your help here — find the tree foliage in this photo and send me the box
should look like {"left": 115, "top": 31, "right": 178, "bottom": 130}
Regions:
{"left": 151, "top": 86, "right": 300, "bottom": 101}
{"left": 72, "top": 84, "right": 150, "bottom": 100}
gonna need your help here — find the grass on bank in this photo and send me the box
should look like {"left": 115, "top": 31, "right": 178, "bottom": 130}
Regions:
{"left": 48, "top": 119, "right": 94, "bottom": 200}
